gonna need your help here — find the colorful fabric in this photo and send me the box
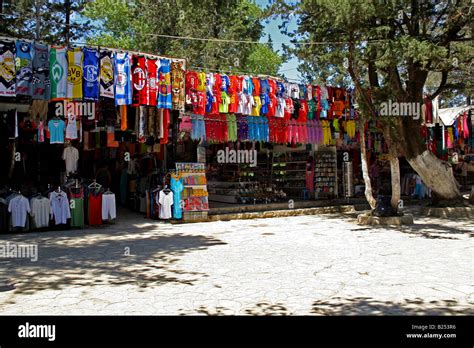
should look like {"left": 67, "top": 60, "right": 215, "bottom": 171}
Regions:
{"left": 99, "top": 49, "right": 114, "bottom": 98}
{"left": 82, "top": 47, "right": 99, "bottom": 101}
{"left": 66, "top": 47, "right": 84, "bottom": 100}
{"left": 171, "top": 60, "right": 185, "bottom": 111}
{"left": 131, "top": 54, "right": 147, "bottom": 106}
{"left": 170, "top": 176, "right": 184, "bottom": 219}
{"left": 146, "top": 57, "right": 158, "bottom": 106}
{"left": 31, "top": 43, "right": 50, "bottom": 99}
{"left": 114, "top": 52, "right": 132, "bottom": 105}
{"left": 0, "top": 40, "right": 16, "bottom": 97}
{"left": 157, "top": 58, "right": 172, "bottom": 109}
{"left": 15, "top": 40, "right": 33, "bottom": 96}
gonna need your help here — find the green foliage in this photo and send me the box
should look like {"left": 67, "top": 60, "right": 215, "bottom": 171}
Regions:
{"left": 268, "top": 0, "right": 473, "bottom": 103}
{"left": 83, "top": 0, "right": 284, "bottom": 74}
{"left": 0, "top": 0, "right": 91, "bottom": 44}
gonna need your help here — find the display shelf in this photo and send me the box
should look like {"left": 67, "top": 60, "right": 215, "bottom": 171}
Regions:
{"left": 271, "top": 150, "right": 312, "bottom": 197}
{"left": 314, "top": 147, "right": 338, "bottom": 199}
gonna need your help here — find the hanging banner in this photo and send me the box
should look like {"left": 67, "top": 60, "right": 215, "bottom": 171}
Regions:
{"left": 0, "top": 40, "right": 16, "bottom": 97}
{"left": 99, "top": 49, "right": 114, "bottom": 99}
{"left": 171, "top": 59, "right": 185, "bottom": 111}
{"left": 49, "top": 46, "right": 68, "bottom": 100}
{"left": 82, "top": 47, "right": 99, "bottom": 102}
{"left": 15, "top": 40, "right": 33, "bottom": 96}
{"left": 67, "top": 47, "right": 84, "bottom": 100}
{"left": 146, "top": 57, "right": 157, "bottom": 106}
{"left": 114, "top": 51, "right": 132, "bottom": 106}
{"left": 32, "top": 43, "right": 50, "bottom": 100}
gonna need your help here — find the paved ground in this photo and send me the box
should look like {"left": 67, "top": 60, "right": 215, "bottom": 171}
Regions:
{"left": 0, "top": 208, "right": 472, "bottom": 315}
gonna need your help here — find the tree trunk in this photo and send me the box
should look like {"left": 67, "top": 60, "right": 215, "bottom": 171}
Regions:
{"left": 359, "top": 120, "right": 376, "bottom": 209}
{"left": 389, "top": 155, "right": 400, "bottom": 211}
{"left": 406, "top": 150, "right": 461, "bottom": 200}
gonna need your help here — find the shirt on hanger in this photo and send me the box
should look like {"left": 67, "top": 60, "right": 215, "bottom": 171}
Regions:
{"left": 30, "top": 196, "right": 50, "bottom": 228}
{"left": 157, "top": 190, "right": 174, "bottom": 219}
{"left": 48, "top": 118, "right": 65, "bottom": 144}
{"left": 63, "top": 146, "right": 79, "bottom": 173}
{"left": 8, "top": 195, "right": 30, "bottom": 228}
{"left": 49, "top": 191, "right": 71, "bottom": 225}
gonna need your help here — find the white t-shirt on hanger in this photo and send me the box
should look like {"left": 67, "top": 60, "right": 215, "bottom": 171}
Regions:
{"left": 62, "top": 146, "right": 79, "bottom": 173}
{"left": 157, "top": 190, "right": 174, "bottom": 219}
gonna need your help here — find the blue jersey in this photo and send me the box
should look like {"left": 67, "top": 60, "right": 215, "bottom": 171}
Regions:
{"left": 82, "top": 47, "right": 99, "bottom": 101}
{"left": 114, "top": 52, "right": 132, "bottom": 106}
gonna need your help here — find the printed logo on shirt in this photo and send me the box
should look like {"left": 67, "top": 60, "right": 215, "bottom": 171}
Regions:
{"left": 68, "top": 64, "right": 82, "bottom": 84}
{"left": 117, "top": 72, "right": 127, "bottom": 87}
{"left": 100, "top": 58, "right": 113, "bottom": 83}
{"left": 149, "top": 77, "right": 156, "bottom": 89}
{"left": 133, "top": 67, "right": 146, "bottom": 90}
{"left": 0, "top": 51, "right": 15, "bottom": 81}
{"left": 51, "top": 61, "right": 63, "bottom": 82}
{"left": 83, "top": 65, "right": 98, "bottom": 82}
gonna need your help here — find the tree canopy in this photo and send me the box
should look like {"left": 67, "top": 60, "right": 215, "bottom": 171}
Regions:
{"left": 83, "top": 0, "right": 284, "bottom": 75}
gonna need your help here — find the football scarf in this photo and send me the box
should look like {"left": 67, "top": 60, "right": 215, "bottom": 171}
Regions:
{"left": 82, "top": 47, "right": 99, "bottom": 101}
{"left": 32, "top": 43, "right": 50, "bottom": 100}
{"left": 67, "top": 47, "right": 83, "bottom": 100}
{"left": 49, "top": 46, "right": 68, "bottom": 100}
{"left": 15, "top": 40, "right": 33, "bottom": 96}
{"left": 99, "top": 49, "right": 114, "bottom": 98}
{"left": 0, "top": 40, "right": 16, "bottom": 97}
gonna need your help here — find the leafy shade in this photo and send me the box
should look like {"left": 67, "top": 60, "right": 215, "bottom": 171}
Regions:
{"left": 83, "top": 0, "right": 284, "bottom": 75}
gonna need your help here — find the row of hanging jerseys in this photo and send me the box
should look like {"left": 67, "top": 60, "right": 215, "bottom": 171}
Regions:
{"left": 144, "top": 173, "right": 184, "bottom": 220}
{"left": 0, "top": 184, "right": 116, "bottom": 232}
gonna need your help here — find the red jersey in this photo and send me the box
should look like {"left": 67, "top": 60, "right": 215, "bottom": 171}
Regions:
{"left": 284, "top": 98, "right": 293, "bottom": 120}
{"left": 252, "top": 77, "right": 261, "bottom": 96}
{"left": 146, "top": 57, "right": 157, "bottom": 106}
{"left": 194, "top": 91, "right": 206, "bottom": 115}
{"left": 186, "top": 71, "right": 198, "bottom": 92}
{"left": 299, "top": 100, "right": 308, "bottom": 121}
{"left": 268, "top": 79, "right": 277, "bottom": 96}
{"left": 131, "top": 55, "right": 148, "bottom": 106}
{"left": 267, "top": 94, "right": 277, "bottom": 117}
{"left": 235, "top": 76, "right": 244, "bottom": 93}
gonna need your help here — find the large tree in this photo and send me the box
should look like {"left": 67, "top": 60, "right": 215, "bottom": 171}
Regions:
{"left": 269, "top": 0, "right": 473, "bottom": 202}
{"left": 83, "top": 0, "right": 283, "bottom": 75}
{"left": 0, "top": 0, "right": 91, "bottom": 44}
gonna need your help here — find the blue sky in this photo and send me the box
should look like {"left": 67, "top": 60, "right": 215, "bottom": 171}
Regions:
{"left": 256, "top": 0, "right": 300, "bottom": 80}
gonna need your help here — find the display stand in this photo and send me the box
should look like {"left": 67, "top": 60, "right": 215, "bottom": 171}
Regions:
{"left": 314, "top": 146, "right": 338, "bottom": 199}
{"left": 272, "top": 150, "right": 312, "bottom": 197}
{"left": 176, "top": 162, "right": 209, "bottom": 222}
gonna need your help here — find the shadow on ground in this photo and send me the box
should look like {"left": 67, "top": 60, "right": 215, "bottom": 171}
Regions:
{"left": 179, "top": 297, "right": 474, "bottom": 315}
{"left": 310, "top": 297, "right": 474, "bottom": 315}
{"left": 0, "top": 228, "right": 226, "bottom": 297}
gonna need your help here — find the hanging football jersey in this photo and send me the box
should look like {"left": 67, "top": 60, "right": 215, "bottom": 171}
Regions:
{"left": 197, "top": 71, "right": 206, "bottom": 92}
{"left": 31, "top": 43, "right": 50, "bottom": 100}
{"left": 0, "top": 40, "right": 16, "bottom": 97}
{"left": 67, "top": 47, "right": 83, "bottom": 100}
{"left": 99, "top": 49, "right": 114, "bottom": 98}
{"left": 146, "top": 57, "right": 157, "bottom": 106}
{"left": 114, "top": 52, "right": 132, "bottom": 106}
{"left": 15, "top": 40, "right": 33, "bottom": 96}
{"left": 157, "top": 58, "right": 171, "bottom": 109}
{"left": 82, "top": 47, "right": 99, "bottom": 101}
{"left": 49, "top": 46, "right": 68, "bottom": 100}
{"left": 131, "top": 54, "right": 147, "bottom": 106}
{"left": 171, "top": 60, "right": 185, "bottom": 111}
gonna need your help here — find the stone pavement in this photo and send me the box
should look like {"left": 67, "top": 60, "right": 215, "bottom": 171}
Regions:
{"left": 0, "top": 209, "right": 472, "bottom": 315}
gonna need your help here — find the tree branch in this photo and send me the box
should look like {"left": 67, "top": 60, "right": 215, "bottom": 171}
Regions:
{"left": 429, "top": 70, "right": 448, "bottom": 100}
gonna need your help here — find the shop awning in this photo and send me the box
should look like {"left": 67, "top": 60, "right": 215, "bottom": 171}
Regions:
{"left": 438, "top": 105, "right": 474, "bottom": 126}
